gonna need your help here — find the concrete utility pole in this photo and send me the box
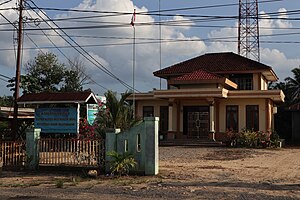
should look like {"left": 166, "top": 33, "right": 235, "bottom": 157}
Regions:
{"left": 238, "top": 0, "right": 260, "bottom": 61}
{"left": 12, "top": 0, "right": 24, "bottom": 138}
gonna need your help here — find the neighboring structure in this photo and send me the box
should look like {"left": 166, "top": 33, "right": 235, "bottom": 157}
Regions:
{"left": 17, "top": 91, "right": 98, "bottom": 134}
{"left": 0, "top": 107, "right": 34, "bottom": 120}
{"left": 288, "top": 102, "right": 300, "bottom": 142}
{"left": 129, "top": 52, "right": 284, "bottom": 141}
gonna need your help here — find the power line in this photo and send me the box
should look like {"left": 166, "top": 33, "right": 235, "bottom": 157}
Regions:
{"left": 28, "top": 0, "right": 282, "bottom": 16}
{"left": 0, "top": 7, "right": 109, "bottom": 92}
{"left": 0, "top": 0, "right": 13, "bottom": 6}
{"left": 24, "top": 9, "right": 109, "bottom": 92}
{"left": 2, "top": 37, "right": 300, "bottom": 53}
{"left": 0, "top": 77, "right": 9, "bottom": 82}
{"left": 28, "top": 0, "right": 138, "bottom": 92}
{"left": 0, "top": 73, "right": 11, "bottom": 79}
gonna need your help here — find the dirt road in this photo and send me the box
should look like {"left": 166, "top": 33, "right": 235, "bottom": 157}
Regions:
{"left": 0, "top": 147, "right": 299, "bottom": 200}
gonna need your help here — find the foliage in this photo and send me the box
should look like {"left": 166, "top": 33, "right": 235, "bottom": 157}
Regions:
{"left": 7, "top": 52, "right": 88, "bottom": 94}
{"left": 225, "top": 129, "right": 275, "bottom": 148}
{"left": 60, "top": 69, "right": 82, "bottom": 92}
{"left": 107, "top": 151, "right": 137, "bottom": 176}
{"left": 270, "top": 132, "right": 281, "bottom": 147}
{"left": 96, "top": 90, "right": 141, "bottom": 137}
{"left": 55, "top": 179, "right": 64, "bottom": 188}
{"left": 0, "top": 96, "right": 13, "bottom": 106}
{"left": 78, "top": 118, "right": 100, "bottom": 140}
{"left": 66, "top": 56, "right": 91, "bottom": 87}
{"left": 285, "top": 67, "right": 300, "bottom": 103}
{"left": 270, "top": 66, "right": 300, "bottom": 105}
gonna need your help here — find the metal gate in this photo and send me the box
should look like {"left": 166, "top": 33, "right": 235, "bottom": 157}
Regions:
{"left": 0, "top": 140, "right": 26, "bottom": 169}
{"left": 39, "top": 138, "right": 105, "bottom": 168}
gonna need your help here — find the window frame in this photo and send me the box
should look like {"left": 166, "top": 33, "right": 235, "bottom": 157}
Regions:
{"left": 143, "top": 106, "right": 154, "bottom": 118}
{"left": 226, "top": 105, "right": 239, "bottom": 132}
{"left": 229, "top": 74, "right": 253, "bottom": 90}
{"left": 246, "top": 105, "right": 259, "bottom": 131}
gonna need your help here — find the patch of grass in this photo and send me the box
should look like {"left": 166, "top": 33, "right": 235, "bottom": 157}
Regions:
{"left": 2, "top": 182, "right": 41, "bottom": 188}
{"left": 55, "top": 179, "right": 65, "bottom": 188}
{"left": 111, "top": 176, "right": 162, "bottom": 186}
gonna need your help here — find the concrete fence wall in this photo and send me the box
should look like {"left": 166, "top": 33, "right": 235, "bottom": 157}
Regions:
{"left": 105, "top": 117, "right": 159, "bottom": 175}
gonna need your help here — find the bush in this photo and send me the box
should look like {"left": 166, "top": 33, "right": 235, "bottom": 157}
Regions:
{"left": 225, "top": 129, "right": 277, "bottom": 148}
{"left": 107, "top": 151, "right": 137, "bottom": 177}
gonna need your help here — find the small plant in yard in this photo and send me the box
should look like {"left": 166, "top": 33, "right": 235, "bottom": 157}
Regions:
{"left": 55, "top": 179, "right": 65, "bottom": 188}
{"left": 107, "top": 151, "right": 137, "bottom": 177}
{"left": 270, "top": 131, "right": 281, "bottom": 147}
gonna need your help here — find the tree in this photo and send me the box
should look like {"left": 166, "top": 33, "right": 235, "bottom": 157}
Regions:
{"left": 7, "top": 53, "right": 89, "bottom": 93}
{"left": 0, "top": 96, "right": 13, "bottom": 106}
{"left": 60, "top": 69, "right": 82, "bottom": 92}
{"left": 285, "top": 67, "right": 300, "bottom": 103}
{"left": 269, "top": 67, "right": 300, "bottom": 105}
{"left": 22, "top": 52, "right": 66, "bottom": 93}
{"left": 66, "top": 57, "right": 91, "bottom": 87}
{"left": 96, "top": 90, "right": 139, "bottom": 137}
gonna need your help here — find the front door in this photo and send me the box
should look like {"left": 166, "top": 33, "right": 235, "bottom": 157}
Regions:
{"left": 159, "top": 106, "right": 169, "bottom": 140}
{"left": 183, "top": 106, "right": 209, "bottom": 139}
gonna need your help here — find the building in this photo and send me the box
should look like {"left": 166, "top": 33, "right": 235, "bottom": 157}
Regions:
{"left": 288, "top": 102, "right": 300, "bottom": 143}
{"left": 130, "top": 52, "right": 284, "bottom": 141}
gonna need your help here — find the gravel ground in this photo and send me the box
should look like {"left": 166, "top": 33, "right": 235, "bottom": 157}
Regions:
{"left": 0, "top": 146, "right": 299, "bottom": 200}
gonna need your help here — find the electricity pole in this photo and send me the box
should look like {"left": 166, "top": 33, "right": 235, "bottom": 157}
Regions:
{"left": 12, "top": 0, "right": 24, "bottom": 139}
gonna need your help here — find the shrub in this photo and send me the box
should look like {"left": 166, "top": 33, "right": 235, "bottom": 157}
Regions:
{"left": 55, "top": 179, "right": 64, "bottom": 188}
{"left": 107, "top": 151, "right": 137, "bottom": 177}
{"left": 225, "top": 129, "right": 277, "bottom": 148}
{"left": 79, "top": 118, "right": 101, "bottom": 140}
{"left": 270, "top": 132, "right": 281, "bottom": 147}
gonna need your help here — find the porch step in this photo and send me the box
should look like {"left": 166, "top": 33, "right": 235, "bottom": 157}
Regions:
{"left": 159, "top": 139, "right": 224, "bottom": 147}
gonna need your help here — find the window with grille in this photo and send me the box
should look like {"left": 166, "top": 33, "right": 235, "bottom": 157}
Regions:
{"left": 229, "top": 74, "right": 253, "bottom": 90}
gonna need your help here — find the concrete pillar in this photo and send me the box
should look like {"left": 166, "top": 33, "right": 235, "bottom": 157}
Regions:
{"left": 144, "top": 117, "right": 159, "bottom": 175}
{"left": 105, "top": 128, "right": 120, "bottom": 173}
{"left": 26, "top": 128, "right": 41, "bottom": 170}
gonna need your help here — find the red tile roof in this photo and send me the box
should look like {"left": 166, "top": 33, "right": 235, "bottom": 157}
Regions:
{"left": 18, "top": 91, "right": 98, "bottom": 104}
{"left": 154, "top": 52, "right": 273, "bottom": 78}
{"left": 173, "top": 69, "right": 221, "bottom": 81}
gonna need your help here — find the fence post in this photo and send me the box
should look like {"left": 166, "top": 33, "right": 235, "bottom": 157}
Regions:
{"left": 26, "top": 128, "right": 41, "bottom": 170}
{"left": 144, "top": 117, "right": 159, "bottom": 175}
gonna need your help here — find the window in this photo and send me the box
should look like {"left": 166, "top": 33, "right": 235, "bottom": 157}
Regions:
{"left": 124, "top": 139, "right": 128, "bottom": 152}
{"left": 143, "top": 106, "right": 154, "bottom": 117}
{"left": 246, "top": 105, "right": 259, "bottom": 131}
{"left": 136, "top": 134, "right": 141, "bottom": 152}
{"left": 229, "top": 74, "right": 253, "bottom": 90}
{"left": 226, "top": 105, "right": 238, "bottom": 132}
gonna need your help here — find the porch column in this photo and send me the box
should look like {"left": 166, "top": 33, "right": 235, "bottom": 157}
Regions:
{"left": 265, "top": 99, "right": 271, "bottom": 131}
{"left": 210, "top": 103, "right": 215, "bottom": 141}
{"left": 168, "top": 103, "right": 173, "bottom": 132}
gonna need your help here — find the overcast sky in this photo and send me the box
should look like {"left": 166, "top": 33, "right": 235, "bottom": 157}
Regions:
{"left": 0, "top": 0, "right": 299, "bottom": 96}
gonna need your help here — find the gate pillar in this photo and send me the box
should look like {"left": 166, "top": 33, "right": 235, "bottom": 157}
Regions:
{"left": 26, "top": 128, "right": 41, "bottom": 170}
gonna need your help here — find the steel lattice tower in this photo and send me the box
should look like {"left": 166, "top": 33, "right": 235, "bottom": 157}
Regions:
{"left": 238, "top": 0, "right": 260, "bottom": 61}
